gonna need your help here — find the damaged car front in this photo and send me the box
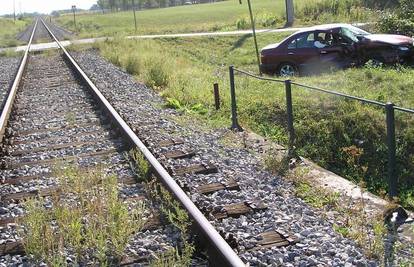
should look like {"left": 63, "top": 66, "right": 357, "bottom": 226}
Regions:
{"left": 358, "top": 33, "right": 414, "bottom": 65}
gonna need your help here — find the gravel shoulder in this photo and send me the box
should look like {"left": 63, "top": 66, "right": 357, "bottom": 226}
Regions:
{"left": 0, "top": 56, "right": 20, "bottom": 111}
{"left": 17, "top": 20, "right": 73, "bottom": 43}
{"left": 71, "top": 49, "right": 390, "bottom": 266}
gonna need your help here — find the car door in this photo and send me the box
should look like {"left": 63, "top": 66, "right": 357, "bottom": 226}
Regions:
{"left": 315, "top": 30, "right": 346, "bottom": 69}
{"left": 284, "top": 31, "right": 320, "bottom": 71}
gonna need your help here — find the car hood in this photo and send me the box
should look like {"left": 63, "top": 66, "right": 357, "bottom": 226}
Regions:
{"left": 364, "top": 34, "right": 414, "bottom": 46}
{"left": 261, "top": 43, "right": 280, "bottom": 51}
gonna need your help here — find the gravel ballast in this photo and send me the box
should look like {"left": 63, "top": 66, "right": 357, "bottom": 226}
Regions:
{"left": 0, "top": 57, "right": 19, "bottom": 110}
{"left": 70, "top": 50, "right": 393, "bottom": 266}
{"left": 0, "top": 53, "right": 181, "bottom": 266}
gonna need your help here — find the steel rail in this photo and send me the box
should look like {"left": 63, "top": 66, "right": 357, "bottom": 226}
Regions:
{"left": 40, "top": 19, "right": 245, "bottom": 267}
{"left": 0, "top": 19, "right": 38, "bottom": 143}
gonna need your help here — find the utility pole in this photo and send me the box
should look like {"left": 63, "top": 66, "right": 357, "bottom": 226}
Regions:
{"left": 72, "top": 5, "right": 77, "bottom": 30}
{"left": 13, "top": 0, "right": 16, "bottom": 22}
{"left": 285, "top": 0, "right": 294, "bottom": 27}
{"left": 132, "top": 0, "right": 137, "bottom": 32}
{"left": 240, "top": 0, "right": 261, "bottom": 75}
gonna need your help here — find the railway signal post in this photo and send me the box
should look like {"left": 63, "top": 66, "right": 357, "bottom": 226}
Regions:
{"left": 72, "top": 5, "right": 77, "bottom": 30}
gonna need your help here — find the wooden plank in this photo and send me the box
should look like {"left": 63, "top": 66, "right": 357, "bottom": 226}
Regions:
{"left": 196, "top": 178, "right": 240, "bottom": 194}
{"left": 3, "top": 173, "right": 135, "bottom": 186}
{"left": 15, "top": 121, "right": 102, "bottom": 136}
{"left": 0, "top": 216, "right": 17, "bottom": 227}
{"left": 249, "top": 230, "right": 298, "bottom": 251}
{"left": 212, "top": 201, "right": 267, "bottom": 219}
{"left": 11, "top": 141, "right": 96, "bottom": 156}
{"left": 10, "top": 129, "right": 109, "bottom": 146}
{"left": 14, "top": 103, "right": 96, "bottom": 117}
{"left": 157, "top": 138, "right": 185, "bottom": 148}
{"left": 172, "top": 163, "right": 218, "bottom": 176}
{"left": 0, "top": 241, "right": 24, "bottom": 256}
{"left": 119, "top": 255, "right": 151, "bottom": 266}
{"left": 161, "top": 149, "right": 195, "bottom": 159}
{"left": 2, "top": 174, "right": 47, "bottom": 185}
{"left": 4, "top": 148, "right": 119, "bottom": 169}
{"left": 1, "top": 186, "right": 61, "bottom": 203}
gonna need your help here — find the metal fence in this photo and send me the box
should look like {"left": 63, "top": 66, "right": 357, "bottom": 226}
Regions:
{"left": 228, "top": 65, "right": 414, "bottom": 198}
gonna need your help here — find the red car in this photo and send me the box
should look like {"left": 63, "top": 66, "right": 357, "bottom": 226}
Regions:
{"left": 260, "top": 24, "right": 414, "bottom": 76}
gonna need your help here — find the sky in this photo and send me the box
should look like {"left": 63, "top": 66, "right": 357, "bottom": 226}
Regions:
{"left": 0, "top": 0, "right": 97, "bottom": 15}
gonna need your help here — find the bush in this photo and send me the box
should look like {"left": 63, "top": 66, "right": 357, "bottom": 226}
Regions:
{"left": 125, "top": 55, "right": 141, "bottom": 75}
{"left": 144, "top": 58, "right": 170, "bottom": 88}
{"left": 377, "top": 0, "right": 414, "bottom": 36}
{"left": 236, "top": 17, "right": 249, "bottom": 30}
{"left": 108, "top": 51, "right": 122, "bottom": 66}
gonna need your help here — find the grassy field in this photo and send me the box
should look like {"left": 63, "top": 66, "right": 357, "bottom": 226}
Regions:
{"left": 0, "top": 17, "right": 31, "bottom": 47}
{"left": 86, "top": 29, "right": 414, "bottom": 209}
{"left": 56, "top": 0, "right": 374, "bottom": 38}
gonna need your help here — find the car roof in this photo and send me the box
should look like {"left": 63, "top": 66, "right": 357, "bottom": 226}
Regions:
{"left": 295, "top": 23, "right": 350, "bottom": 34}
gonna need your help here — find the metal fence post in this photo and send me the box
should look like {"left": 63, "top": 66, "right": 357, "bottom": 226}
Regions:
{"left": 385, "top": 102, "right": 397, "bottom": 198}
{"left": 213, "top": 83, "right": 220, "bottom": 110}
{"left": 229, "top": 66, "right": 242, "bottom": 131}
{"left": 285, "top": 80, "right": 295, "bottom": 157}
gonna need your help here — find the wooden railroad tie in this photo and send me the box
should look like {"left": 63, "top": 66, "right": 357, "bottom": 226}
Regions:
{"left": 211, "top": 200, "right": 267, "bottom": 220}
{"left": 0, "top": 176, "right": 137, "bottom": 203}
{"left": 170, "top": 163, "right": 218, "bottom": 176}
{"left": 10, "top": 141, "right": 98, "bottom": 156}
{"left": 196, "top": 178, "right": 240, "bottom": 194}
{"left": 156, "top": 138, "right": 185, "bottom": 148}
{"left": 0, "top": 212, "right": 164, "bottom": 257}
{"left": 249, "top": 230, "right": 298, "bottom": 251}
{"left": 14, "top": 121, "right": 104, "bottom": 137}
{"left": 160, "top": 149, "right": 195, "bottom": 160}
{"left": 2, "top": 148, "right": 120, "bottom": 169}
{"left": 8, "top": 128, "right": 111, "bottom": 146}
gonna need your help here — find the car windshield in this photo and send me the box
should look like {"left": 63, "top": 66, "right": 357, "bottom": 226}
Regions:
{"left": 341, "top": 25, "right": 370, "bottom": 42}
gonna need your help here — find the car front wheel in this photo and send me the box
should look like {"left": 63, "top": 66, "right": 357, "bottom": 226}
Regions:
{"left": 278, "top": 63, "right": 298, "bottom": 77}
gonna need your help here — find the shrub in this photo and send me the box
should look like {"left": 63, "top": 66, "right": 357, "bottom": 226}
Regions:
{"left": 236, "top": 17, "right": 249, "bottom": 30}
{"left": 144, "top": 57, "right": 170, "bottom": 88}
{"left": 377, "top": 0, "right": 414, "bottom": 36}
{"left": 108, "top": 51, "right": 122, "bottom": 66}
{"left": 125, "top": 54, "right": 141, "bottom": 75}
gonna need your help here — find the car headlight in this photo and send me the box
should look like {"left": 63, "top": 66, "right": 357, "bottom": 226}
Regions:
{"left": 398, "top": 46, "right": 409, "bottom": 51}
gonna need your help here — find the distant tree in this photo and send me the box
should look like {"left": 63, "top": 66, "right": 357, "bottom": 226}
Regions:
{"left": 51, "top": 10, "right": 60, "bottom": 17}
{"left": 97, "top": 0, "right": 107, "bottom": 13}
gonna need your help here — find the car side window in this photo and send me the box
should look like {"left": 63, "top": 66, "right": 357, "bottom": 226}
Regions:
{"left": 288, "top": 32, "right": 315, "bottom": 49}
{"left": 314, "top": 31, "right": 339, "bottom": 48}
{"left": 287, "top": 39, "right": 296, "bottom": 49}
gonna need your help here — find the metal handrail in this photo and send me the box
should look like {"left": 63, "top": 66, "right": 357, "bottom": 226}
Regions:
{"left": 0, "top": 19, "right": 38, "bottom": 143}
{"left": 229, "top": 66, "right": 414, "bottom": 198}
{"left": 41, "top": 19, "right": 245, "bottom": 267}
{"left": 233, "top": 67, "right": 414, "bottom": 113}
{"left": 291, "top": 82, "right": 386, "bottom": 107}
{"left": 234, "top": 68, "right": 285, "bottom": 83}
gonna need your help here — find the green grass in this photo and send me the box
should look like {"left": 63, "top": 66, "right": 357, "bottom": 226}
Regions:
{"left": 89, "top": 28, "right": 414, "bottom": 209}
{"left": 19, "top": 165, "right": 145, "bottom": 265}
{"left": 56, "top": 0, "right": 375, "bottom": 38}
{"left": 0, "top": 17, "right": 31, "bottom": 47}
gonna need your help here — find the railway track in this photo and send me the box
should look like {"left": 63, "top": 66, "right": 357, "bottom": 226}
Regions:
{"left": 0, "top": 19, "right": 245, "bottom": 266}
{"left": 0, "top": 17, "right": 381, "bottom": 266}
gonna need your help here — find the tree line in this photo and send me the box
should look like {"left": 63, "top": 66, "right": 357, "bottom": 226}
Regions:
{"left": 95, "top": 0, "right": 223, "bottom": 11}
